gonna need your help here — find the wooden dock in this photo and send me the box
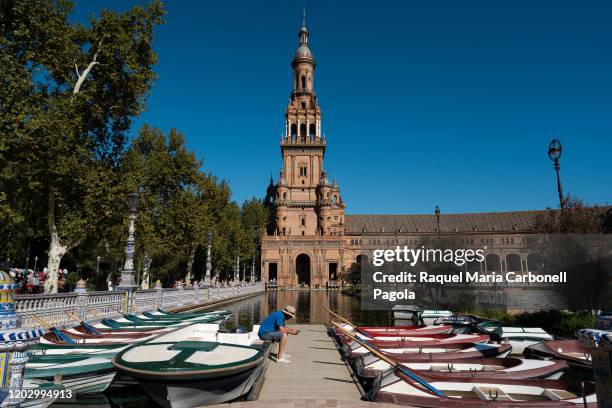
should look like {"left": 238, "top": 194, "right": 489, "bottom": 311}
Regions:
{"left": 209, "top": 324, "right": 407, "bottom": 408}
{"left": 256, "top": 324, "right": 362, "bottom": 401}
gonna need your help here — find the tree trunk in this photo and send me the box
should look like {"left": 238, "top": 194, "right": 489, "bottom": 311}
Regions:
{"left": 44, "top": 194, "right": 67, "bottom": 294}
{"left": 44, "top": 238, "right": 67, "bottom": 294}
{"left": 140, "top": 251, "right": 152, "bottom": 290}
{"left": 44, "top": 193, "right": 80, "bottom": 294}
{"left": 184, "top": 245, "right": 196, "bottom": 284}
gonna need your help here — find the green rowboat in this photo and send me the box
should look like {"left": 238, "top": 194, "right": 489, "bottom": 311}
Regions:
{"left": 25, "top": 354, "right": 116, "bottom": 395}
{"left": 112, "top": 323, "right": 270, "bottom": 408}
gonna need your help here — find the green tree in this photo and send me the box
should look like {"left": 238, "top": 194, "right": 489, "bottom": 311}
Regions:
{"left": 121, "top": 125, "right": 215, "bottom": 287}
{"left": 533, "top": 196, "right": 608, "bottom": 234}
{"left": 213, "top": 202, "right": 245, "bottom": 283}
{"left": 531, "top": 196, "right": 611, "bottom": 312}
{"left": 0, "top": 0, "right": 164, "bottom": 292}
{"left": 240, "top": 197, "right": 269, "bottom": 280}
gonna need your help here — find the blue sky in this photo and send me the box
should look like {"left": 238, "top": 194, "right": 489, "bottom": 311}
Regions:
{"left": 73, "top": 1, "right": 611, "bottom": 214}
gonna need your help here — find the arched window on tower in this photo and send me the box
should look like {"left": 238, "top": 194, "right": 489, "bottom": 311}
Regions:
{"left": 309, "top": 124, "right": 316, "bottom": 140}
{"left": 300, "top": 124, "right": 307, "bottom": 139}
{"left": 290, "top": 124, "right": 297, "bottom": 140}
{"left": 301, "top": 75, "right": 306, "bottom": 89}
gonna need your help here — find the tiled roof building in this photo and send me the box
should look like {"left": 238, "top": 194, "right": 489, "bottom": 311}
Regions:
{"left": 345, "top": 211, "right": 543, "bottom": 235}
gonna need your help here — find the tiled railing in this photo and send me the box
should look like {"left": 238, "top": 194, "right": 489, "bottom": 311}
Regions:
{"left": 15, "top": 283, "right": 265, "bottom": 330}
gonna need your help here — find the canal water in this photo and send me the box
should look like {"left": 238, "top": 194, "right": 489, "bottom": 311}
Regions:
{"left": 220, "top": 290, "right": 392, "bottom": 330}
{"left": 52, "top": 290, "right": 390, "bottom": 407}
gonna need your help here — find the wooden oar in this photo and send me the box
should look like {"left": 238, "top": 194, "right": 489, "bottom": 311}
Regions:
{"left": 66, "top": 310, "right": 82, "bottom": 324}
{"left": 31, "top": 314, "right": 53, "bottom": 330}
{"left": 331, "top": 321, "right": 446, "bottom": 397}
{"left": 325, "top": 308, "right": 369, "bottom": 336}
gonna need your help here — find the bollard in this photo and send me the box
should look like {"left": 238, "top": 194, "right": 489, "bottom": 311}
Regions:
{"left": 0, "top": 268, "right": 43, "bottom": 407}
{"left": 577, "top": 328, "right": 612, "bottom": 407}
{"left": 177, "top": 283, "right": 184, "bottom": 307}
{"left": 155, "top": 280, "right": 162, "bottom": 308}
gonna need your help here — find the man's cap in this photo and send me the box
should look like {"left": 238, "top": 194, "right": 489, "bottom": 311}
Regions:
{"left": 282, "top": 305, "right": 296, "bottom": 318}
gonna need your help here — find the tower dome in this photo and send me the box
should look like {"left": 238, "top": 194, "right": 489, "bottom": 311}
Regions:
{"left": 291, "top": 12, "right": 315, "bottom": 68}
{"left": 293, "top": 44, "right": 314, "bottom": 62}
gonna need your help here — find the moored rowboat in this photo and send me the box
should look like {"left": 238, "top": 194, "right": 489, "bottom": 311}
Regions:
{"left": 17, "top": 379, "right": 65, "bottom": 408}
{"left": 523, "top": 340, "right": 592, "bottom": 373}
{"left": 140, "top": 309, "right": 231, "bottom": 320}
{"left": 28, "top": 341, "right": 130, "bottom": 358}
{"left": 501, "top": 327, "right": 554, "bottom": 355}
{"left": 370, "top": 369, "right": 597, "bottom": 407}
{"left": 112, "top": 323, "right": 270, "bottom": 408}
{"left": 355, "top": 355, "right": 568, "bottom": 381}
{"left": 40, "top": 327, "right": 155, "bottom": 345}
{"left": 25, "top": 354, "right": 116, "bottom": 395}
{"left": 68, "top": 321, "right": 175, "bottom": 336}
{"left": 97, "top": 312, "right": 225, "bottom": 329}
{"left": 332, "top": 322, "right": 453, "bottom": 342}
{"left": 355, "top": 342, "right": 513, "bottom": 362}
{"left": 345, "top": 334, "right": 491, "bottom": 359}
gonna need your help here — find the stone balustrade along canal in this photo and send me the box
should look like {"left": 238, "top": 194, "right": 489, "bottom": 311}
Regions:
{"left": 14, "top": 281, "right": 265, "bottom": 330}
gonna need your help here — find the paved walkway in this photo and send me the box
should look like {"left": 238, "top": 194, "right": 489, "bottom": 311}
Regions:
{"left": 258, "top": 324, "right": 362, "bottom": 401}
{"left": 207, "top": 324, "right": 409, "bottom": 407}
{"left": 217, "top": 400, "right": 403, "bottom": 408}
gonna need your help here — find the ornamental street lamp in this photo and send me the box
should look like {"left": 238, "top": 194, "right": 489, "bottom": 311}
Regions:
{"left": 204, "top": 232, "right": 213, "bottom": 286}
{"left": 435, "top": 205, "right": 441, "bottom": 238}
{"left": 251, "top": 225, "right": 259, "bottom": 284}
{"left": 234, "top": 253, "right": 240, "bottom": 284}
{"left": 33, "top": 256, "right": 38, "bottom": 274}
{"left": 251, "top": 257, "right": 255, "bottom": 284}
{"left": 96, "top": 256, "right": 101, "bottom": 279}
{"left": 117, "top": 192, "right": 139, "bottom": 312}
{"left": 547, "top": 139, "right": 564, "bottom": 209}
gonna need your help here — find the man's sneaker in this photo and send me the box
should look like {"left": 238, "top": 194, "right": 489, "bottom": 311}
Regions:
{"left": 276, "top": 357, "right": 291, "bottom": 364}
{"left": 281, "top": 354, "right": 291, "bottom": 359}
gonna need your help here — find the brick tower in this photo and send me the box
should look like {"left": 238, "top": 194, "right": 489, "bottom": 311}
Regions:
{"left": 262, "top": 14, "right": 346, "bottom": 288}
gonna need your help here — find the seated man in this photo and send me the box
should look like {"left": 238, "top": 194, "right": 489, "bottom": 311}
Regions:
{"left": 258, "top": 305, "right": 299, "bottom": 363}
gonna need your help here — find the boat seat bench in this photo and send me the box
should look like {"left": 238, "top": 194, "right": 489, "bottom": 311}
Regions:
{"left": 473, "top": 386, "right": 512, "bottom": 401}
{"left": 169, "top": 341, "right": 219, "bottom": 351}
{"left": 542, "top": 389, "right": 578, "bottom": 400}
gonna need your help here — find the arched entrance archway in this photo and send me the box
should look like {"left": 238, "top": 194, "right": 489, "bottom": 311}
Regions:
{"left": 506, "top": 254, "right": 522, "bottom": 272}
{"left": 296, "top": 254, "right": 311, "bottom": 286}
{"left": 356, "top": 254, "right": 369, "bottom": 266}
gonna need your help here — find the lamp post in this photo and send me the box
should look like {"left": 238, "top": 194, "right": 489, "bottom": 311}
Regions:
{"left": 251, "top": 225, "right": 259, "bottom": 284}
{"left": 33, "top": 255, "right": 38, "bottom": 274}
{"left": 117, "top": 192, "right": 139, "bottom": 313}
{"left": 96, "top": 256, "right": 101, "bottom": 279}
{"left": 547, "top": 139, "right": 564, "bottom": 210}
{"left": 204, "top": 232, "right": 213, "bottom": 286}
{"left": 435, "top": 205, "right": 441, "bottom": 238}
{"left": 234, "top": 253, "right": 240, "bottom": 285}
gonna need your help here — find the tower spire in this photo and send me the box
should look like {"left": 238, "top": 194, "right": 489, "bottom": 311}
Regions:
{"left": 302, "top": 3, "right": 306, "bottom": 28}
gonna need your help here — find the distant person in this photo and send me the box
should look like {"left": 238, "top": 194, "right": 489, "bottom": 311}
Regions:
{"left": 258, "top": 305, "right": 299, "bottom": 364}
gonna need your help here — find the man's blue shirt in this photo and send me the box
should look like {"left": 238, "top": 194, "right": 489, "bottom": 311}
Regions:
{"left": 258, "top": 310, "right": 285, "bottom": 335}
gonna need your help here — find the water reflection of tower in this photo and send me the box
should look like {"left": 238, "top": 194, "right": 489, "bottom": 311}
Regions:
{"left": 296, "top": 291, "right": 310, "bottom": 323}
{"left": 309, "top": 291, "right": 323, "bottom": 323}
{"left": 263, "top": 290, "right": 277, "bottom": 317}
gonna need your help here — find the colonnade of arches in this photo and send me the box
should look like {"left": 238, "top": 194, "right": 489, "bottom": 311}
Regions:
{"left": 353, "top": 253, "right": 542, "bottom": 273}
{"left": 290, "top": 123, "right": 317, "bottom": 141}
